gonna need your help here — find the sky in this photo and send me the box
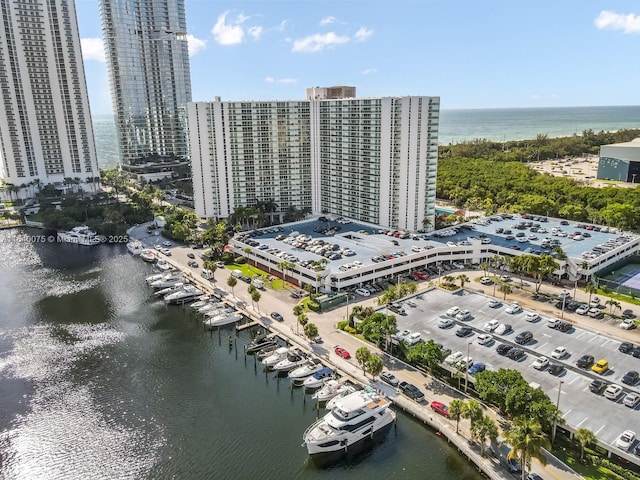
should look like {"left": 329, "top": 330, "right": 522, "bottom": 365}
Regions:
{"left": 75, "top": 0, "right": 640, "bottom": 115}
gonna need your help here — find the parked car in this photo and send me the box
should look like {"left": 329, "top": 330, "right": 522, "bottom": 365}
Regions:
{"left": 444, "top": 351, "right": 464, "bottom": 365}
{"left": 592, "top": 359, "right": 609, "bottom": 374}
{"left": 455, "top": 326, "right": 474, "bottom": 338}
{"left": 548, "top": 364, "right": 565, "bottom": 376}
{"left": 515, "top": 331, "right": 533, "bottom": 345}
{"left": 438, "top": 317, "right": 454, "bottom": 329}
{"left": 456, "top": 310, "right": 473, "bottom": 321}
{"left": 622, "top": 309, "right": 635, "bottom": 318}
{"left": 399, "top": 381, "right": 424, "bottom": 401}
{"left": 507, "top": 348, "right": 526, "bottom": 360}
{"left": 622, "top": 371, "right": 640, "bottom": 386}
{"left": 589, "top": 379, "right": 608, "bottom": 394}
{"left": 604, "top": 384, "right": 624, "bottom": 400}
{"left": 551, "top": 346, "right": 569, "bottom": 359}
{"left": 555, "top": 321, "right": 572, "bottom": 332}
{"left": 468, "top": 362, "right": 486, "bottom": 375}
{"left": 355, "top": 287, "right": 371, "bottom": 297}
{"left": 524, "top": 312, "right": 540, "bottom": 322}
{"left": 483, "top": 319, "right": 500, "bottom": 332}
{"left": 615, "top": 430, "right": 636, "bottom": 450}
{"left": 477, "top": 333, "right": 493, "bottom": 346}
{"left": 334, "top": 346, "right": 351, "bottom": 359}
{"left": 496, "top": 344, "right": 512, "bottom": 356}
{"left": 430, "top": 401, "right": 450, "bottom": 417}
{"left": 446, "top": 306, "right": 461, "bottom": 317}
{"left": 487, "top": 299, "right": 502, "bottom": 308}
{"left": 532, "top": 356, "right": 549, "bottom": 370}
{"left": 405, "top": 332, "right": 423, "bottom": 345}
{"left": 270, "top": 312, "right": 284, "bottom": 322}
{"left": 480, "top": 277, "right": 493, "bottom": 285}
{"left": 575, "top": 304, "right": 590, "bottom": 315}
{"left": 380, "top": 371, "right": 400, "bottom": 387}
{"left": 494, "top": 323, "right": 512, "bottom": 335}
{"left": 623, "top": 392, "right": 640, "bottom": 408}
{"left": 576, "top": 355, "right": 594, "bottom": 369}
{"left": 620, "top": 342, "right": 635, "bottom": 354}
{"left": 505, "top": 303, "right": 522, "bottom": 314}
{"left": 620, "top": 319, "right": 636, "bottom": 330}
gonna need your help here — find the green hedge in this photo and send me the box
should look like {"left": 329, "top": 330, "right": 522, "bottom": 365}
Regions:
{"left": 587, "top": 455, "right": 640, "bottom": 480}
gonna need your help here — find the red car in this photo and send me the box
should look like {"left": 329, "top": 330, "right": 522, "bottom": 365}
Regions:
{"left": 411, "top": 271, "right": 429, "bottom": 280}
{"left": 334, "top": 346, "right": 351, "bottom": 359}
{"left": 430, "top": 401, "right": 449, "bottom": 417}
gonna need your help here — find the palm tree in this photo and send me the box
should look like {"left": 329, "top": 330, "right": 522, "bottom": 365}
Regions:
{"left": 449, "top": 399, "right": 465, "bottom": 434}
{"left": 442, "top": 275, "right": 455, "bottom": 286}
{"left": 502, "top": 416, "right": 550, "bottom": 480}
{"left": 579, "top": 260, "right": 591, "bottom": 284}
{"left": 457, "top": 274, "right": 470, "bottom": 288}
{"left": 292, "top": 304, "right": 304, "bottom": 318}
{"left": 584, "top": 283, "right": 597, "bottom": 305}
{"left": 304, "top": 322, "right": 318, "bottom": 342}
{"left": 251, "top": 290, "right": 261, "bottom": 312}
{"left": 605, "top": 299, "right": 621, "bottom": 315}
{"left": 472, "top": 415, "right": 499, "bottom": 456}
{"left": 498, "top": 283, "right": 512, "bottom": 300}
{"left": 355, "top": 347, "right": 372, "bottom": 376}
{"left": 365, "top": 354, "right": 384, "bottom": 380}
{"left": 462, "top": 399, "right": 484, "bottom": 439}
{"left": 575, "top": 428, "right": 596, "bottom": 462}
{"left": 227, "top": 276, "right": 237, "bottom": 296}
{"left": 297, "top": 313, "right": 308, "bottom": 335}
{"left": 480, "top": 262, "right": 489, "bottom": 276}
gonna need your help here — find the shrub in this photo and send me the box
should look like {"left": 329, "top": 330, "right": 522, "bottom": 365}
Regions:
{"left": 337, "top": 320, "right": 349, "bottom": 330}
{"left": 344, "top": 326, "right": 356, "bottom": 334}
{"left": 235, "top": 256, "right": 247, "bottom": 264}
{"left": 307, "top": 301, "right": 320, "bottom": 312}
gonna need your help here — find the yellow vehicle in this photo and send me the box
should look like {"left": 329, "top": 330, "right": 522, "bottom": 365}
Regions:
{"left": 592, "top": 359, "right": 609, "bottom": 374}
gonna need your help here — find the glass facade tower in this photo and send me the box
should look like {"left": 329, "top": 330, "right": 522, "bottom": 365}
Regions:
{"left": 99, "top": 0, "right": 192, "bottom": 173}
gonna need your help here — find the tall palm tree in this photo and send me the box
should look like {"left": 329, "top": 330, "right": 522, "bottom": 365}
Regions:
{"left": 462, "top": 399, "right": 484, "bottom": 439}
{"left": 498, "top": 283, "right": 512, "bottom": 300}
{"left": 297, "top": 313, "right": 308, "bottom": 335}
{"left": 227, "top": 276, "right": 237, "bottom": 296}
{"left": 472, "top": 415, "right": 499, "bottom": 456}
{"left": 575, "top": 428, "right": 596, "bottom": 462}
{"left": 502, "top": 416, "right": 550, "bottom": 480}
{"left": 251, "top": 290, "right": 261, "bottom": 312}
{"left": 355, "top": 347, "right": 371, "bottom": 376}
{"left": 584, "top": 283, "right": 597, "bottom": 305}
{"left": 606, "top": 299, "right": 621, "bottom": 315}
{"left": 448, "top": 399, "right": 465, "bottom": 434}
{"left": 457, "top": 274, "right": 470, "bottom": 288}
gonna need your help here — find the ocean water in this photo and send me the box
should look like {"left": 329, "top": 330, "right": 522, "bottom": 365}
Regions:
{"left": 92, "top": 106, "right": 640, "bottom": 169}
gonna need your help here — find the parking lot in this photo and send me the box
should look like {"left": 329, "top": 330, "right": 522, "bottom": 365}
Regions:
{"left": 390, "top": 287, "right": 640, "bottom": 452}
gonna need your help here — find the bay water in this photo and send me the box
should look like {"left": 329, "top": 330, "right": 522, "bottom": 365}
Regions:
{"left": 0, "top": 229, "right": 482, "bottom": 479}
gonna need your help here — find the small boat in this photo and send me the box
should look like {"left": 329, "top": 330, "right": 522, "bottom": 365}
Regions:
{"left": 325, "top": 384, "right": 359, "bottom": 409}
{"left": 288, "top": 359, "right": 323, "bottom": 383}
{"left": 246, "top": 333, "right": 279, "bottom": 354}
{"left": 156, "top": 259, "right": 172, "bottom": 271}
{"left": 190, "top": 296, "right": 211, "bottom": 310}
{"left": 203, "top": 312, "right": 243, "bottom": 329}
{"left": 198, "top": 303, "right": 223, "bottom": 314}
{"left": 273, "top": 349, "right": 308, "bottom": 373}
{"left": 140, "top": 249, "right": 156, "bottom": 263}
{"left": 303, "top": 390, "right": 396, "bottom": 457}
{"left": 262, "top": 346, "right": 290, "bottom": 368}
{"left": 302, "top": 367, "right": 334, "bottom": 389}
{"left": 146, "top": 273, "right": 164, "bottom": 284}
{"left": 165, "top": 285, "right": 202, "bottom": 304}
{"left": 126, "top": 240, "right": 144, "bottom": 255}
{"left": 154, "top": 282, "right": 185, "bottom": 297}
{"left": 311, "top": 380, "right": 354, "bottom": 403}
{"left": 58, "top": 225, "right": 101, "bottom": 246}
{"left": 150, "top": 273, "right": 184, "bottom": 289}
{"left": 256, "top": 344, "right": 279, "bottom": 360}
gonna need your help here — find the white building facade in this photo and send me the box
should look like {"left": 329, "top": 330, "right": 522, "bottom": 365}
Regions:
{"left": 0, "top": 0, "right": 99, "bottom": 187}
{"left": 189, "top": 96, "right": 439, "bottom": 231}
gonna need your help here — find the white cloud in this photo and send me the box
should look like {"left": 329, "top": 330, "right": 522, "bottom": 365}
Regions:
{"left": 361, "top": 68, "right": 377, "bottom": 75}
{"left": 80, "top": 38, "right": 105, "bottom": 62}
{"left": 186, "top": 34, "right": 207, "bottom": 56}
{"left": 265, "top": 76, "right": 297, "bottom": 85}
{"left": 248, "top": 26, "right": 263, "bottom": 40}
{"left": 292, "top": 32, "right": 350, "bottom": 53}
{"left": 275, "top": 20, "right": 288, "bottom": 32}
{"left": 595, "top": 10, "right": 640, "bottom": 34}
{"left": 212, "top": 11, "right": 246, "bottom": 45}
{"left": 320, "top": 16, "right": 337, "bottom": 25}
{"left": 354, "top": 27, "right": 373, "bottom": 42}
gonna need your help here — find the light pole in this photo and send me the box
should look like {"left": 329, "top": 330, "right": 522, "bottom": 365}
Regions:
{"left": 552, "top": 380, "right": 565, "bottom": 445}
{"left": 560, "top": 290, "right": 567, "bottom": 320}
{"left": 465, "top": 342, "right": 472, "bottom": 393}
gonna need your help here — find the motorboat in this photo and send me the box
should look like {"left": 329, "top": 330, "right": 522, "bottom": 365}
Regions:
{"left": 288, "top": 359, "right": 324, "bottom": 383}
{"left": 146, "top": 273, "right": 164, "bottom": 284}
{"left": 273, "top": 349, "right": 308, "bottom": 373}
{"left": 325, "top": 384, "right": 363, "bottom": 410}
{"left": 303, "top": 390, "right": 396, "bottom": 457}
{"left": 58, "top": 225, "right": 101, "bottom": 246}
{"left": 190, "top": 296, "right": 211, "bottom": 310}
{"left": 154, "top": 282, "right": 185, "bottom": 297}
{"left": 302, "top": 367, "right": 335, "bottom": 389}
{"left": 245, "top": 333, "right": 279, "bottom": 354}
{"left": 204, "top": 307, "right": 234, "bottom": 317}
{"left": 140, "top": 249, "right": 156, "bottom": 263}
{"left": 261, "top": 346, "right": 291, "bottom": 368}
{"left": 198, "top": 303, "right": 223, "bottom": 315}
{"left": 203, "top": 312, "right": 243, "bottom": 329}
{"left": 256, "top": 344, "right": 279, "bottom": 360}
{"left": 150, "top": 273, "right": 184, "bottom": 289}
{"left": 165, "top": 285, "right": 202, "bottom": 305}
{"left": 311, "top": 379, "right": 356, "bottom": 403}
{"left": 156, "top": 259, "right": 172, "bottom": 271}
{"left": 126, "top": 240, "right": 144, "bottom": 255}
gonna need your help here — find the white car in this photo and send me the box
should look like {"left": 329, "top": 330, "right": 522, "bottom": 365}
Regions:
{"left": 162, "top": 241, "right": 172, "bottom": 247}
{"left": 444, "top": 351, "right": 464, "bottom": 365}
{"left": 494, "top": 323, "right": 512, "bottom": 335}
{"left": 483, "top": 319, "right": 500, "bottom": 332}
{"left": 590, "top": 297, "right": 601, "bottom": 308}
{"left": 532, "top": 356, "right": 549, "bottom": 370}
{"left": 615, "top": 430, "right": 636, "bottom": 450}
{"left": 477, "top": 333, "right": 493, "bottom": 346}
{"left": 487, "top": 299, "right": 502, "bottom": 309}
{"left": 405, "top": 332, "right": 422, "bottom": 345}
{"left": 524, "top": 312, "right": 540, "bottom": 322}
{"left": 454, "top": 357, "right": 473, "bottom": 371}
{"left": 355, "top": 288, "right": 371, "bottom": 297}
{"left": 395, "top": 329, "right": 411, "bottom": 342}
{"left": 456, "top": 310, "right": 473, "bottom": 321}
{"left": 624, "top": 392, "right": 640, "bottom": 408}
{"left": 446, "top": 306, "right": 461, "bottom": 317}
{"left": 620, "top": 319, "right": 636, "bottom": 330}
{"left": 438, "top": 317, "right": 454, "bottom": 329}
{"left": 575, "top": 304, "right": 590, "bottom": 315}
{"left": 551, "top": 346, "right": 569, "bottom": 359}
{"left": 480, "top": 277, "right": 493, "bottom": 285}
{"left": 605, "top": 384, "right": 624, "bottom": 401}
{"left": 547, "top": 318, "right": 560, "bottom": 328}
{"left": 505, "top": 303, "right": 522, "bottom": 314}
{"left": 500, "top": 275, "right": 511, "bottom": 282}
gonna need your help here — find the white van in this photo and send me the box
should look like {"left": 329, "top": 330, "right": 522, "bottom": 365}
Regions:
{"left": 252, "top": 279, "right": 265, "bottom": 289}
{"left": 231, "top": 269, "right": 243, "bottom": 278}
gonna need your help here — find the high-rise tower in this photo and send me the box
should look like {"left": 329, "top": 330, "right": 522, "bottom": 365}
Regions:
{"left": 0, "top": 0, "right": 99, "bottom": 189}
{"left": 99, "top": 0, "right": 192, "bottom": 179}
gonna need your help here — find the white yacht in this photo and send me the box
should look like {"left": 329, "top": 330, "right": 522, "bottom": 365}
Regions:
{"left": 154, "top": 282, "right": 185, "bottom": 297}
{"left": 246, "top": 334, "right": 279, "bottom": 354}
{"left": 126, "top": 240, "right": 144, "bottom": 255}
{"left": 312, "top": 380, "right": 355, "bottom": 403}
{"left": 273, "top": 349, "right": 308, "bottom": 373}
{"left": 203, "top": 312, "right": 242, "bottom": 329}
{"left": 156, "top": 259, "right": 172, "bottom": 271}
{"left": 303, "top": 390, "right": 396, "bottom": 457}
{"left": 190, "top": 296, "right": 211, "bottom": 310}
{"left": 58, "top": 225, "right": 101, "bottom": 246}
{"left": 302, "top": 368, "right": 334, "bottom": 389}
{"left": 149, "top": 273, "right": 183, "bottom": 289}
{"left": 288, "top": 359, "right": 323, "bottom": 383}
{"left": 146, "top": 273, "right": 164, "bottom": 284}
{"left": 165, "top": 285, "right": 203, "bottom": 305}
{"left": 140, "top": 249, "right": 156, "bottom": 263}
{"left": 325, "top": 386, "right": 361, "bottom": 410}
{"left": 262, "top": 346, "right": 291, "bottom": 368}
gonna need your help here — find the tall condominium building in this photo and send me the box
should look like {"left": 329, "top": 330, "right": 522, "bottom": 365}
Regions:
{"left": 0, "top": 0, "right": 99, "bottom": 187}
{"left": 99, "top": 0, "right": 192, "bottom": 177}
{"left": 306, "top": 86, "right": 356, "bottom": 100}
{"left": 189, "top": 96, "right": 439, "bottom": 231}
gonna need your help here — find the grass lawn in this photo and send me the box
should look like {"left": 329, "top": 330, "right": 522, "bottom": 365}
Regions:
{"left": 227, "top": 262, "right": 294, "bottom": 291}
{"left": 551, "top": 438, "right": 630, "bottom": 480}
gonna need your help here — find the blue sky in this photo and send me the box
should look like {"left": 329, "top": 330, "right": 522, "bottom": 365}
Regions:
{"left": 76, "top": 0, "right": 640, "bottom": 115}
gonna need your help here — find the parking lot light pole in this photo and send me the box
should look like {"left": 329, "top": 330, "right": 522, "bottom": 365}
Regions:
{"left": 465, "top": 342, "right": 472, "bottom": 393}
{"left": 552, "top": 380, "right": 565, "bottom": 445}
{"left": 561, "top": 290, "right": 567, "bottom": 320}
